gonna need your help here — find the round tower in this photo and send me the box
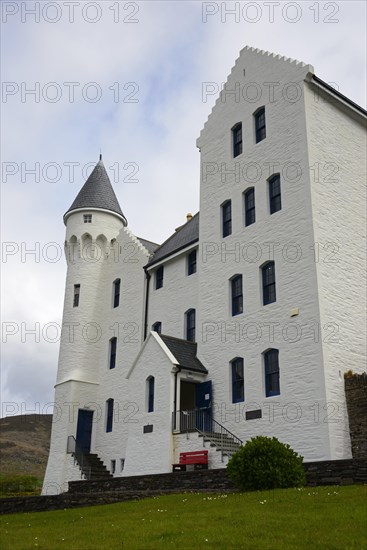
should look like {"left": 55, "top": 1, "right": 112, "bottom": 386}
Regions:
{"left": 57, "top": 156, "right": 127, "bottom": 384}
{"left": 43, "top": 156, "right": 127, "bottom": 494}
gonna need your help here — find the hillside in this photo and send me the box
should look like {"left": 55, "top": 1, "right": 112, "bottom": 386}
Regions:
{"left": 0, "top": 414, "right": 52, "bottom": 480}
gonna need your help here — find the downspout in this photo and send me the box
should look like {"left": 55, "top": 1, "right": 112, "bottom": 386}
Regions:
{"left": 173, "top": 366, "right": 181, "bottom": 431}
{"left": 143, "top": 268, "right": 151, "bottom": 340}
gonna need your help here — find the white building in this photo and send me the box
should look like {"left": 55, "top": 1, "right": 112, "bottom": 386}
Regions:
{"left": 43, "top": 47, "right": 366, "bottom": 494}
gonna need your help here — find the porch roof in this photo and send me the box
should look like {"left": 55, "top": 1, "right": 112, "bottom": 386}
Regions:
{"left": 159, "top": 335, "right": 208, "bottom": 374}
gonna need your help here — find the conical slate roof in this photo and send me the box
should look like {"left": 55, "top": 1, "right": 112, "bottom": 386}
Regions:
{"left": 64, "top": 157, "right": 127, "bottom": 225}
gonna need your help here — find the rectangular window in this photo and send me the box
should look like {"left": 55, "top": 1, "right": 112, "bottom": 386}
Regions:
{"left": 73, "top": 284, "right": 80, "bottom": 307}
{"left": 231, "top": 275, "right": 243, "bottom": 316}
{"left": 83, "top": 214, "right": 92, "bottom": 223}
{"left": 106, "top": 399, "right": 114, "bottom": 432}
{"left": 111, "top": 460, "right": 116, "bottom": 474}
{"left": 232, "top": 358, "right": 244, "bottom": 403}
{"left": 269, "top": 175, "right": 282, "bottom": 214}
{"left": 109, "top": 337, "right": 117, "bottom": 369}
{"left": 222, "top": 200, "right": 232, "bottom": 238}
{"left": 255, "top": 107, "right": 266, "bottom": 143}
{"left": 264, "top": 349, "right": 280, "bottom": 397}
{"left": 262, "top": 262, "right": 276, "bottom": 305}
{"left": 244, "top": 188, "right": 255, "bottom": 226}
{"left": 186, "top": 309, "right": 196, "bottom": 342}
{"left": 120, "top": 458, "right": 125, "bottom": 472}
{"left": 113, "top": 279, "right": 120, "bottom": 308}
{"left": 232, "top": 123, "right": 242, "bottom": 157}
{"left": 155, "top": 266, "right": 164, "bottom": 289}
{"left": 187, "top": 249, "right": 197, "bottom": 275}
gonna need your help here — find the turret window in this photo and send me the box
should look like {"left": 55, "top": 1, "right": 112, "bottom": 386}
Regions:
{"left": 83, "top": 214, "right": 92, "bottom": 223}
{"left": 109, "top": 337, "right": 117, "bottom": 369}
{"left": 73, "top": 284, "right": 80, "bottom": 307}
{"left": 113, "top": 279, "right": 121, "bottom": 308}
{"left": 106, "top": 399, "right": 114, "bottom": 432}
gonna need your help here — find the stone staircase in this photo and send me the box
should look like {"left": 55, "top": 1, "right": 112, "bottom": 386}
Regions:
{"left": 73, "top": 452, "right": 112, "bottom": 480}
{"left": 198, "top": 431, "right": 242, "bottom": 458}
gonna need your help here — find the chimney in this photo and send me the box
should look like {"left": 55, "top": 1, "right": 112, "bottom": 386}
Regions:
{"left": 186, "top": 213, "right": 193, "bottom": 222}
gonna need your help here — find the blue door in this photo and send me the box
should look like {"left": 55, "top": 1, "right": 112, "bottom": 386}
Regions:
{"left": 76, "top": 409, "right": 93, "bottom": 454}
{"left": 195, "top": 381, "right": 212, "bottom": 432}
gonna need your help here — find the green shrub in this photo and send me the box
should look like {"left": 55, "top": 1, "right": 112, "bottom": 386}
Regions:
{"left": 0, "top": 475, "right": 42, "bottom": 497}
{"left": 227, "top": 436, "right": 306, "bottom": 491}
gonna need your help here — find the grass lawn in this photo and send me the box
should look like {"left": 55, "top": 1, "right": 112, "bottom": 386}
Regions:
{"left": 0, "top": 485, "right": 366, "bottom": 549}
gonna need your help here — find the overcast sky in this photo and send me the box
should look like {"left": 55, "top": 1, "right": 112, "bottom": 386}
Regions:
{"left": 1, "top": 0, "right": 366, "bottom": 416}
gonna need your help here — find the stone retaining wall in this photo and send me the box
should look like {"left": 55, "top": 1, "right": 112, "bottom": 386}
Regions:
{"left": 1, "top": 459, "right": 366, "bottom": 515}
{"left": 345, "top": 373, "right": 367, "bottom": 459}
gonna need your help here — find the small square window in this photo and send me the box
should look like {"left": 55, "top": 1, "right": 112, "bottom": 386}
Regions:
{"left": 83, "top": 214, "right": 92, "bottom": 223}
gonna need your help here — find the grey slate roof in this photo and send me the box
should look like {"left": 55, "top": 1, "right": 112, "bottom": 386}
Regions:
{"left": 159, "top": 334, "right": 207, "bottom": 374}
{"left": 64, "top": 158, "right": 127, "bottom": 224}
{"left": 146, "top": 212, "right": 199, "bottom": 267}
{"left": 137, "top": 237, "right": 160, "bottom": 255}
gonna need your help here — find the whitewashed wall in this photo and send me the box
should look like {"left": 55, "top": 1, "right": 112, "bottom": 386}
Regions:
{"left": 305, "top": 81, "right": 367, "bottom": 459}
{"left": 196, "top": 47, "right": 332, "bottom": 460}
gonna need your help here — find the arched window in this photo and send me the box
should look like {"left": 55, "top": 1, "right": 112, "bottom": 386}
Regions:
{"left": 231, "top": 357, "right": 244, "bottom": 403}
{"left": 244, "top": 187, "right": 255, "bottom": 226}
{"left": 254, "top": 107, "right": 266, "bottom": 143}
{"left": 264, "top": 349, "right": 280, "bottom": 397}
{"left": 106, "top": 398, "right": 114, "bottom": 432}
{"left": 147, "top": 377, "right": 155, "bottom": 413}
{"left": 231, "top": 275, "right": 243, "bottom": 316}
{"left": 261, "top": 261, "right": 276, "bottom": 305}
{"left": 268, "top": 174, "right": 282, "bottom": 214}
{"left": 185, "top": 309, "right": 196, "bottom": 342}
{"left": 109, "top": 337, "right": 117, "bottom": 369}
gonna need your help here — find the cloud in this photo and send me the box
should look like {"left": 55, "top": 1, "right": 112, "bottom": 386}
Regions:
{"left": 1, "top": 0, "right": 366, "bottom": 414}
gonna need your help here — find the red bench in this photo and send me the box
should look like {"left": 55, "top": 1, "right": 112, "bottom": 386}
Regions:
{"left": 172, "top": 450, "right": 208, "bottom": 471}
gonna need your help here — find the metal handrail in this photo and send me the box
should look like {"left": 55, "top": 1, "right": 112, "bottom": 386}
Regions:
{"left": 66, "top": 435, "right": 91, "bottom": 480}
{"left": 172, "top": 409, "right": 242, "bottom": 462}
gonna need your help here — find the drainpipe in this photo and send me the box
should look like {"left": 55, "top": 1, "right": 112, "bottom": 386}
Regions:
{"left": 143, "top": 268, "right": 151, "bottom": 340}
{"left": 173, "top": 366, "right": 181, "bottom": 431}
